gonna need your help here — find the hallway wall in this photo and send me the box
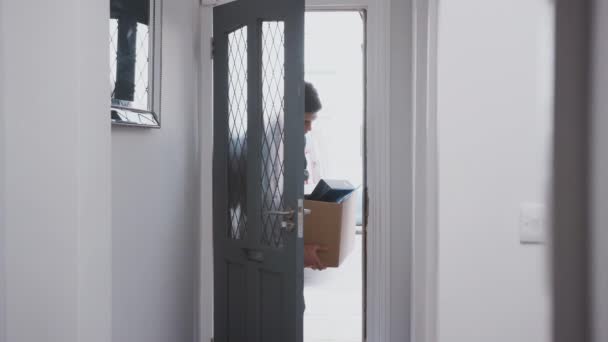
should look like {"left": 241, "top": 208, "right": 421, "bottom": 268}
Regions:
{"left": 0, "top": 1, "right": 200, "bottom": 341}
{"left": 111, "top": 0, "right": 200, "bottom": 341}
{"left": 437, "top": 1, "right": 554, "bottom": 342}
{"left": 0, "top": 0, "right": 111, "bottom": 341}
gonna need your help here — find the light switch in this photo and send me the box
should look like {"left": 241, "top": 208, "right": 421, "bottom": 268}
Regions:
{"left": 519, "top": 203, "right": 547, "bottom": 244}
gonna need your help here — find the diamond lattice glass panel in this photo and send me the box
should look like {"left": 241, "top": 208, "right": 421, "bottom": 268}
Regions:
{"left": 260, "top": 21, "right": 286, "bottom": 248}
{"left": 109, "top": 18, "right": 150, "bottom": 111}
{"left": 227, "top": 27, "right": 249, "bottom": 240}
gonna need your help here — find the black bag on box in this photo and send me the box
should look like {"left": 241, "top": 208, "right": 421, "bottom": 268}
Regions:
{"left": 305, "top": 179, "right": 356, "bottom": 203}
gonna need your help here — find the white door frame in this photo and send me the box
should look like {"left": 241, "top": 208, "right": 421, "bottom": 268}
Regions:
{"left": 197, "top": 0, "right": 439, "bottom": 341}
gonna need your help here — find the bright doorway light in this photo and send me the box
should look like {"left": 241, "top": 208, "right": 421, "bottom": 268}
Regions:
{"left": 304, "top": 11, "right": 365, "bottom": 342}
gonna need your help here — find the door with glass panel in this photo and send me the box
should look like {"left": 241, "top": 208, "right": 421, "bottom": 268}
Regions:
{"left": 212, "top": 0, "right": 305, "bottom": 341}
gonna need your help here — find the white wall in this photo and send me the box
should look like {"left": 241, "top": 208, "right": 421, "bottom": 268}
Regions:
{"left": 198, "top": 7, "right": 213, "bottom": 342}
{"left": 437, "top": 1, "right": 553, "bottom": 342}
{"left": 111, "top": 0, "right": 200, "bottom": 342}
{"left": 1, "top": 1, "right": 200, "bottom": 341}
{"left": 0, "top": 2, "right": 6, "bottom": 339}
{"left": 0, "top": 1, "right": 111, "bottom": 342}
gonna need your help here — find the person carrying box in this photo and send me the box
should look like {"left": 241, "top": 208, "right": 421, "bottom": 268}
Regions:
{"left": 303, "top": 81, "right": 327, "bottom": 271}
{"left": 226, "top": 81, "right": 327, "bottom": 270}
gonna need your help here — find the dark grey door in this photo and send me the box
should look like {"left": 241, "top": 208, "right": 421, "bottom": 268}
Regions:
{"left": 213, "top": 0, "right": 305, "bottom": 341}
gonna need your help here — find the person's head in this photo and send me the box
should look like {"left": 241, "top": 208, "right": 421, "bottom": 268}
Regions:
{"left": 304, "top": 82, "right": 322, "bottom": 134}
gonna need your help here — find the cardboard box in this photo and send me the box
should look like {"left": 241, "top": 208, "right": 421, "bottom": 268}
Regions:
{"left": 304, "top": 193, "right": 357, "bottom": 268}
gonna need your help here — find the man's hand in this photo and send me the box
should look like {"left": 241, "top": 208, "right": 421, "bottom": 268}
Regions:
{"left": 304, "top": 244, "right": 327, "bottom": 270}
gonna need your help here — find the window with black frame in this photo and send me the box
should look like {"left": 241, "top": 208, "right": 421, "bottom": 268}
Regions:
{"left": 110, "top": 0, "right": 161, "bottom": 127}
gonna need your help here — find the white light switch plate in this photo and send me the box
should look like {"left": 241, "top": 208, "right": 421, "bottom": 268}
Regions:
{"left": 519, "top": 203, "right": 547, "bottom": 244}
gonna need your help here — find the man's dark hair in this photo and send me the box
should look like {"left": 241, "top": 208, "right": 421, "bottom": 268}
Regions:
{"left": 305, "top": 82, "right": 322, "bottom": 113}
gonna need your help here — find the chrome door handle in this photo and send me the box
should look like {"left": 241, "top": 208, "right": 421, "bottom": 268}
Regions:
{"left": 264, "top": 207, "right": 308, "bottom": 233}
{"left": 266, "top": 210, "right": 295, "bottom": 217}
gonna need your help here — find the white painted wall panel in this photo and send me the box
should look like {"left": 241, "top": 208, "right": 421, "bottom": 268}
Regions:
{"left": 0, "top": 1, "right": 111, "bottom": 341}
{"left": 111, "top": 0, "right": 200, "bottom": 341}
{"left": 437, "top": 1, "right": 553, "bottom": 342}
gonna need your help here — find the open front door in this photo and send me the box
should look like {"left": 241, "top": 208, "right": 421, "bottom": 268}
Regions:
{"left": 213, "top": 0, "right": 305, "bottom": 341}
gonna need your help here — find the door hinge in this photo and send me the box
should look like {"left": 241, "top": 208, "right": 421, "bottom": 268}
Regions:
{"left": 210, "top": 37, "right": 215, "bottom": 60}
{"left": 364, "top": 186, "right": 369, "bottom": 228}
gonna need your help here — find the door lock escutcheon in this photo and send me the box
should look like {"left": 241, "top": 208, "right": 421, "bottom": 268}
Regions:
{"left": 266, "top": 209, "right": 296, "bottom": 232}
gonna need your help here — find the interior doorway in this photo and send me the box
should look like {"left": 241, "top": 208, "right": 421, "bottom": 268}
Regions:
{"left": 303, "top": 11, "right": 366, "bottom": 342}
